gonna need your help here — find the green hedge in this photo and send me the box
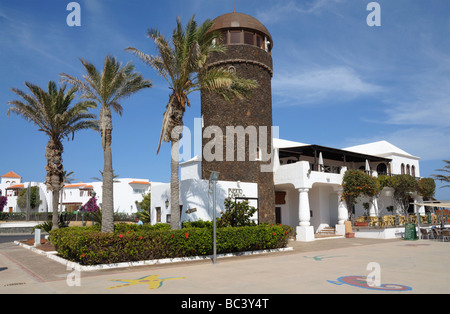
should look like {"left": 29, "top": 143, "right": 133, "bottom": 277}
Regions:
{"left": 49, "top": 223, "right": 292, "bottom": 266}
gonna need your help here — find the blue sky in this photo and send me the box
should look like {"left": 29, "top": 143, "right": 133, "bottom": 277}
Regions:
{"left": 1, "top": 0, "right": 449, "bottom": 200}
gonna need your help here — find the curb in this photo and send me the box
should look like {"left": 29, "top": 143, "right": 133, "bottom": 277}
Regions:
{"left": 14, "top": 240, "right": 293, "bottom": 272}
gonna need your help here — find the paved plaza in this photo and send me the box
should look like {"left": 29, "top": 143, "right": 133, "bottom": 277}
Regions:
{"left": 1, "top": 235, "right": 449, "bottom": 299}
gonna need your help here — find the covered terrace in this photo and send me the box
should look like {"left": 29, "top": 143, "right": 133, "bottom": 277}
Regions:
{"left": 278, "top": 144, "right": 392, "bottom": 176}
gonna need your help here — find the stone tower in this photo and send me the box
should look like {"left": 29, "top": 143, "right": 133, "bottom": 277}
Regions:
{"left": 201, "top": 11, "right": 275, "bottom": 223}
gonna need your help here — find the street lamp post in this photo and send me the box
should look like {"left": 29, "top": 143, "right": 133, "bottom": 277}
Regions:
{"left": 209, "top": 171, "right": 220, "bottom": 264}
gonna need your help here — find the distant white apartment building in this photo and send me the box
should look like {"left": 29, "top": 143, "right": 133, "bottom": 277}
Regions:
{"left": 0, "top": 171, "right": 151, "bottom": 215}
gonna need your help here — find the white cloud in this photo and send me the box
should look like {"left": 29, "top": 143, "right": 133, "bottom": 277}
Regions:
{"left": 383, "top": 76, "right": 450, "bottom": 128}
{"left": 272, "top": 66, "right": 383, "bottom": 106}
{"left": 343, "top": 127, "right": 450, "bottom": 161}
{"left": 256, "top": 0, "right": 344, "bottom": 24}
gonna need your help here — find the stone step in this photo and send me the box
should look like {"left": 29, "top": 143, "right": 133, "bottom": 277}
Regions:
{"left": 316, "top": 227, "right": 336, "bottom": 235}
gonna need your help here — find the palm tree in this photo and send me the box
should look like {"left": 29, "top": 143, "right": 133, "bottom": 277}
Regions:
{"left": 7, "top": 81, "right": 97, "bottom": 229}
{"left": 432, "top": 160, "right": 450, "bottom": 189}
{"left": 60, "top": 55, "right": 152, "bottom": 233}
{"left": 126, "top": 16, "right": 257, "bottom": 229}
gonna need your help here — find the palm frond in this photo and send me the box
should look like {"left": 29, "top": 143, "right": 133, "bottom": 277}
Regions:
{"left": 8, "top": 81, "right": 98, "bottom": 143}
{"left": 61, "top": 55, "right": 152, "bottom": 121}
{"left": 127, "top": 15, "right": 257, "bottom": 154}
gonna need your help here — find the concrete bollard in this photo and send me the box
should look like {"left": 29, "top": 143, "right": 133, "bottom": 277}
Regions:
{"left": 34, "top": 228, "right": 41, "bottom": 247}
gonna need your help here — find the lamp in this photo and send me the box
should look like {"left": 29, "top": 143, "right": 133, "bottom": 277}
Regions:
{"left": 209, "top": 171, "right": 220, "bottom": 181}
{"left": 165, "top": 199, "right": 169, "bottom": 209}
{"left": 209, "top": 171, "right": 220, "bottom": 264}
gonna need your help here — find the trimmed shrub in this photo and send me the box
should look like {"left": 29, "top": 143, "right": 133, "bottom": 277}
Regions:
{"left": 49, "top": 223, "right": 292, "bottom": 266}
{"left": 181, "top": 219, "right": 213, "bottom": 229}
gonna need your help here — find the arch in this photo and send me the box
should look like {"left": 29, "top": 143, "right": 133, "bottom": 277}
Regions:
{"left": 376, "top": 163, "right": 388, "bottom": 175}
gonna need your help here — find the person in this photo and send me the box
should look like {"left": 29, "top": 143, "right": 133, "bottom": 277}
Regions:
{"left": 136, "top": 217, "right": 143, "bottom": 225}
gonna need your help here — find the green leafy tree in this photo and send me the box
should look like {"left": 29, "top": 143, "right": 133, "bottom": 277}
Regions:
{"left": 17, "top": 186, "right": 41, "bottom": 211}
{"left": 126, "top": 16, "right": 257, "bottom": 230}
{"left": 8, "top": 81, "right": 97, "bottom": 229}
{"left": 387, "top": 174, "right": 419, "bottom": 215}
{"left": 60, "top": 55, "right": 152, "bottom": 233}
{"left": 341, "top": 169, "right": 379, "bottom": 218}
{"left": 217, "top": 199, "right": 257, "bottom": 227}
{"left": 417, "top": 177, "right": 436, "bottom": 200}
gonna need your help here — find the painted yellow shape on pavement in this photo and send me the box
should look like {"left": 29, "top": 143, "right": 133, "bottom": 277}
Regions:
{"left": 106, "top": 274, "right": 186, "bottom": 290}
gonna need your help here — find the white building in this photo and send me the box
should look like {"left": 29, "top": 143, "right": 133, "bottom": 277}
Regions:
{"left": 273, "top": 138, "right": 423, "bottom": 241}
{"left": 150, "top": 157, "right": 258, "bottom": 225}
{"left": 151, "top": 137, "right": 425, "bottom": 241}
{"left": 0, "top": 171, "right": 151, "bottom": 216}
{"left": 0, "top": 171, "right": 50, "bottom": 213}
{"left": 60, "top": 179, "right": 151, "bottom": 214}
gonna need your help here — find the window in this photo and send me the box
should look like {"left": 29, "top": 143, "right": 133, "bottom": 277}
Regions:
{"left": 256, "top": 34, "right": 263, "bottom": 49}
{"left": 406, "top": 164, "right": 410, "bottom": 175}
{"left": 219, "top": 31, "right": 227, "bottom": 44}
{"left": 401, "top": 163, "right": 405, "bottom": 175}
{"left": 275, "top": 207, "right": 282, "bottom": 224}
{"left": 244, "top": 31, "right": 254, "bottom": 45}
{"left": 156, "top": 207, "right": 161, "bottom": 223}
{"left": 376, "top": 163, "right": 387, "bottom": 175}
{"left": 230, "top": 30, "right": 241, "bottom": 44}
{"left": 411, "top": 165, "right": 416, "bottom": 177}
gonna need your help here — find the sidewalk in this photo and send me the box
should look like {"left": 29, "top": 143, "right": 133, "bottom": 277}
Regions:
{"left": 0, "top": 236, "right": 449, "bottom": 295}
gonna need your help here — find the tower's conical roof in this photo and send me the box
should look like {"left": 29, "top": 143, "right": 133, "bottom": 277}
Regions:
{"left": 210, "top": 11, "right": 273, "bottom": 47}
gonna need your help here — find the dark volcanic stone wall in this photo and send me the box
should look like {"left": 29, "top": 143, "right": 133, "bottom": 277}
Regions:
{"left": 201, "top": 44, "right": 275, "bottom": 224}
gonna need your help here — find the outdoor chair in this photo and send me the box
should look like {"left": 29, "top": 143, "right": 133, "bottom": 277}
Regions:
{"left": 356, "top": 216, "right": 367, "bottom": 223}
{"left": 442, "top": 230, "right": 450, "bottom": 242}
{"left": 386, "top": 215, "right": 396, "bottom": 226}
{"left": 420, "top": 228, "right": 433, "bottom": 240}
{"left": 420, "top": 215, "right": 428, "bottom": 225}
{"left": 368, "top": 216, "right": 379, "bottom": 227}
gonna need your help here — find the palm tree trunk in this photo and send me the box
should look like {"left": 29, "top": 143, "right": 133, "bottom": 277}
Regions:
{"left": 102, "top": 128, "right": 114, "bottom": 233}
{"left": 165, "top": 95, "right": 184, "bottom": 230}
{"left": 45, "top": 139, "right": 64, "bottom": 230}
{"left": 100, "top": 107, "right": 115, "bottom": 233}
{"left": 170, "top": 139, "right": 180, "bottom": 230}
{"left": 52, "top": 189, "right": 60, "bottom": 228}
